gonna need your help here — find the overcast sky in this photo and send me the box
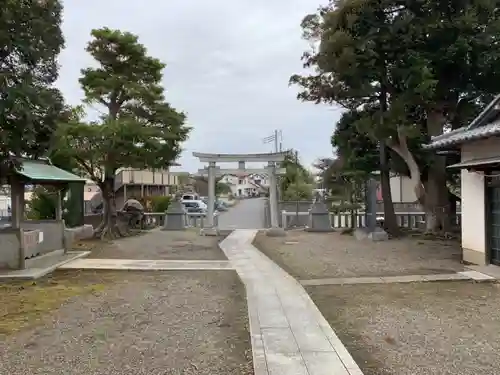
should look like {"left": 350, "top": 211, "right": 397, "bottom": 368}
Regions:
{"left": 56, "top": 0, "right": 340, "bottom": 172}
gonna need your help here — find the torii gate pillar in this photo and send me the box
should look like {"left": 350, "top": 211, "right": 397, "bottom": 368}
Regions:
{"left": 193, "top": 152, "right": 288, "bottom": 236}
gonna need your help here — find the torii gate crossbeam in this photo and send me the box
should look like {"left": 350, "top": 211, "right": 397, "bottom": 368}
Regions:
{"left": 192, "top": 151, "right": 288, "bottom": 235}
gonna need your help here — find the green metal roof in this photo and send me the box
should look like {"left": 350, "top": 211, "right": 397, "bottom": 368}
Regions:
{"left": 16, "top": 160, "right": 85, "bottom": 182}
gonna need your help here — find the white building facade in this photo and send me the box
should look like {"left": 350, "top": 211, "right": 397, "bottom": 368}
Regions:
{"left": 219, "top": 174, "right": 267, "bottom": 197}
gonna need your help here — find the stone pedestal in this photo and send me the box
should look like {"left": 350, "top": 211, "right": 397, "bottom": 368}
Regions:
{"left": 162, "top": 201, "right": 186, "bottom": 231}
{"left": 305, "top": 200, "right": 333, "bottom": 232}
{"left": 354, "top": 227, "right": 389, "bottom": 241}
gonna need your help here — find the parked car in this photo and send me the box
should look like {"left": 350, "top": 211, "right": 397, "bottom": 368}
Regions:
{"left": 181, "top": 193, "right": 200, "bottom": 201}
{"left": 215, "top": 201, "right": 228, "bottom": 211}
{"left": 181, "top": 200, "right": 207, "bottom": 213}
{"left": 200, "top": 198, "right": 229, "bottom": 212}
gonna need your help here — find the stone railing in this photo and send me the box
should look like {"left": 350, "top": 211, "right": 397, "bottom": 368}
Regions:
{"left": 265, "top": 198, "right": 461, "bottom": 229}
{"left": 141, "top": 212, "right": 220, "bottom": 229}
{"left": 85, "top": 211, "right": 220, "bottom": 230}
{"left": 263, "top": 199, "right": 313, "bottom": 228}
{"left": 281, "top": 211, "right": 461, "bottom": 230}
{"left": 142, "top": 212, "right": 165, "bottom": 227}
{"left": 184, "top": 212, "right": 219, "bottom": 228}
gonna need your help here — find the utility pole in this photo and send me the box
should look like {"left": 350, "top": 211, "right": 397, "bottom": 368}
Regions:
{"left": 294, "top": 149, "right": 300, "bottom": 222}
{"left": 273, "top": 129, "right": 278, "bottom": 153}
{"left": 262, "top": 129, "right": 281, "bottom": 153}
{"left": 263, "top": 130, "right": 284, "bottom": 217}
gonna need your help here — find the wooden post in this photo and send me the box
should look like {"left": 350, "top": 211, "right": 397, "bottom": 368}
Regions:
{"left": 55, "top": 190, "right": 63, "bottom": 221}
{"left": 10, "top": 177, "right": 23, "bottom": 229}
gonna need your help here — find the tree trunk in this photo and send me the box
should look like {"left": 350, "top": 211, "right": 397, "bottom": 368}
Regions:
{"left": 378, "top": 69, "right": 399, "bottom": 236}
{"left": 94, "top": 174, "right": 125, "bottom": 239}
{"left": 379, "top": 142, "right": 400, "bottom": 236}
{"left": 425, "top": 110, "right": 452, "bottom": 233}
{"left": 388, "top": 111, "right": 452, "bottom": 233}
{"left": 386, "top": 133, "right": 427, "bottom": 224}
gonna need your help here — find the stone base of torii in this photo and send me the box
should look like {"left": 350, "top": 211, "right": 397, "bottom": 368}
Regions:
{"left": 192, "top": 152, "right": 288, "bottom": 236}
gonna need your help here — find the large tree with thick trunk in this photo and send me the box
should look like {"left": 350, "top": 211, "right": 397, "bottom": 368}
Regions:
{"left": 56, "top": 28, "right": 190, "bottom": 239}
{"left": 290, "top": 0, "right": 500, "bottom": 233}
{"left": 0, "top": 0, "right": 66, "bottom": 178}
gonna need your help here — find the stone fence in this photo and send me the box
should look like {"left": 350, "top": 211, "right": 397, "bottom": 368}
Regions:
{"left": 280, "top": 211, "right": 461, "bottom": 230}
{"left": 263, "top": 200, "right": 313, "bottom": 228}
{"left": 263, "top": 199, "right": 461, "bottom": 230}
{"left": 84, "top": 212, "right": 218, "bottom": 230}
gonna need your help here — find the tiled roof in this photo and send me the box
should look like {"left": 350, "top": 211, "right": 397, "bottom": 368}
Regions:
{"left": 447, "top": 155, "right": 500, "bottom": 169}
{"left": 425, "top": 121, "right": 500, "bottom": 149}
{"left": 425, "top": 94, "right": 500, "bottom": 150}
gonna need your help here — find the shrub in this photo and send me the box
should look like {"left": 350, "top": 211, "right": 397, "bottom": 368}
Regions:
{"left": 27, "top": 187, "right": 57, "bottom": 220}
{"left": 150, "top": 196, "right": 171, "bottom": 212}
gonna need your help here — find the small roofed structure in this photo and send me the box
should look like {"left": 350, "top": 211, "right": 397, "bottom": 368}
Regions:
{"left": 0, "top": 158, "right": 85, "bottom": 270}
{"left": 425, "top": 94, "right": 500, "bottom": 267}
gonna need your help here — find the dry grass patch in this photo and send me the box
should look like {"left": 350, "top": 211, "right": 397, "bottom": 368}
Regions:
{"left": 0, "top": 270, "right": 253, "bottom": 375}
{"left": 0, "top": 272, "right": 107, "bottom": 335}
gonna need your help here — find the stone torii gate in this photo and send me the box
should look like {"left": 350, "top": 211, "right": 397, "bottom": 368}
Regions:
{"left": 192, "top": 151, "right": 287, "bottom": 236}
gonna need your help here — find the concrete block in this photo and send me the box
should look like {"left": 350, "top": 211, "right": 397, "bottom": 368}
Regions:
{"left": 200, "top": 227, "right": 219, "bottom": 236}
{"left": 266, "top": 227, "right": 286, "bottom": 237}
{"left": 354, "top": 227, "right": 388, "bottom": 241}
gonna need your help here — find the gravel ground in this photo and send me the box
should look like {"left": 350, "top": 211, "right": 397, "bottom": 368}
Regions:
{"left": 253, "top": 230, "right": 464, "bottom": 279}
{"left": 0, "top": 270, "right": 253, "bottom": 375}
{"left": 307, "top": 281, "right": 500, "bottom": 375}
{"left": 80, "top": 229, "right": 228, "bottom": 260}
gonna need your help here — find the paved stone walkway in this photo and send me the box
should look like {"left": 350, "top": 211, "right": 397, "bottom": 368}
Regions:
{"left": 218, "top": 197, "right": 266, "bottom": 230}
{"left": 0, "top": 251, "right": 90, "bottom": 280}
{"left": 467, "top": 264, "right": 500, "bottom": 279}
{"left": 59, "top": 258, "right": 233, "bottom": 270}
{"left": 300, "top": 270, "right": 495, "bottom": 286}
{"left": 220, "top": 229, "right": 363, "bottom": 375}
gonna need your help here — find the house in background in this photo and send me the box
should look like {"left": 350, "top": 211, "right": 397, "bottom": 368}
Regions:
{"left": 248, "top": 173, "right": 270, "bottom": 193}
{"left": 375, "top": 175, "right": 421, "bottom": 211}
{"left": 89, "top": 165, "right": 187, "bottom": 212}
{"left": 84, "top": 180, "right": 100, "bottom": 213}
{"left": 188, "top": 176, "right": 208, "bottom": 197}
{"left": 426, "top": 94, "right": 500, "bottom": 266}
{"left": 219, "top": 173, "right": 266, "bottom": 197}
